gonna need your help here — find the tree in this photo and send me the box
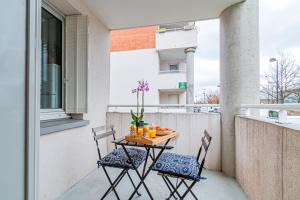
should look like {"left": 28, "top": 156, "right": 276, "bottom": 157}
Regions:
{"left": 206, "top": 89, "right": 220, "bottom": 104}
{"left": 261, "top": 52, "right": 300, "bottom": 103}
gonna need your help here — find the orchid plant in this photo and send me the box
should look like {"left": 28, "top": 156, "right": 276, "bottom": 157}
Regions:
{"left": 131, "top": 80, "right": 150, "bottom": 127}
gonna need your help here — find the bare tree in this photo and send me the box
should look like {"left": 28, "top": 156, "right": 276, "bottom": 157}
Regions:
{"left": 206, "top": 89, "right": 220, "bottom": 104}
{"left": 261, "top": 52, "right": 300, "bottom": 103}
{"left": 287, "top": 86, "right": 300, "bottom": 103}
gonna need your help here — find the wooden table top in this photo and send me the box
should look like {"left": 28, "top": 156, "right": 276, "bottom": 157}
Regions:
{"left": 124, "top": 131, "right": 177, "bottom": 146}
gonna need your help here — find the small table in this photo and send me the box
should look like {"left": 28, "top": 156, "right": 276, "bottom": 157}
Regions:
{"left": 112, "top": 131, "right": 177, "bottom": 200}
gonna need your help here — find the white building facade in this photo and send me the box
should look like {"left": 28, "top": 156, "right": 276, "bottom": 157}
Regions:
{"left": 110, "top": 24, "right": 198, "bottom": 106}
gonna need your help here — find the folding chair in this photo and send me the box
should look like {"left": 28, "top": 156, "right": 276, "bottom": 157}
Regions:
{"left": 152, "top": 130, "right": 212, "bottom": 200}
{"left": 92, "top": 126, "right": 147, "bottom": 200}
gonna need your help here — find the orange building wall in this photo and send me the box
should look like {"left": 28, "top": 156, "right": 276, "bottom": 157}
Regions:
{"left": 110, "top": 26, "right": 157, "bottom": 52}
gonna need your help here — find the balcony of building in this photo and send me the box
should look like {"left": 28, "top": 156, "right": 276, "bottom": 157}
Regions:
{"left": 35, "top": 1, "right": 300, "bottom": 200}
{"left": 3, "top": 0, "right": 300, "bottom": 200}
{"left": 156, "top": 22, "right": 198, "bottom": 67}
{"left": 58, "top": 169, "right": 246, "bottom": 200}
{"left": 52, "top": 104, "right": 300, "bottom": 200}
{"left": 156, "top": 22, "right": 197, "bottom": 49}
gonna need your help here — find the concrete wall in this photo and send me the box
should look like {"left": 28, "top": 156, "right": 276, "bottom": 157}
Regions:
{"left": 236, "top": 116, "right": 300, "bottom": 200}
{"left": 39, "top": 0, "right": 110, "bottom": 199}
{"left": 156, "top": 29, "right": 198, "bottom": 50}
{"left": 220, "top": 0, "right": 260, "bottom": 177}
{"left": 110, "top": 49, "right": 186, "bottom": 105}
{"left": 0, "top": 0, "right": 26, "bottom": 199}
{"left": 106, "top": 112, "right": 221, "bottom": 170}
{"left": 159, "top": 92, "right": 186, "bottom": 105}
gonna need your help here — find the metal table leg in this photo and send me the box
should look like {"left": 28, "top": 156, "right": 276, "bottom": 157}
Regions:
{"left": 126, "top": 139, "right": 171, "bottom": 200}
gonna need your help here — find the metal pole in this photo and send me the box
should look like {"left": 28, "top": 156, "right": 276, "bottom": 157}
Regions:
{"left": 267, "top": 82, "right": 270, "bottom": 104}
{"left": 276, "top": 60, "right": 279, "bottom": 104}
{"left": 265, "top": 75, "right": 270, "bottom": 104}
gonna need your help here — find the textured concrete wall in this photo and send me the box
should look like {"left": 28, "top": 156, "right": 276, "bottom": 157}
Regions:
{"left": 40, "top": 0, "right": 110, "bottom": 199}
{"left": 107, "top": 112, "right": 221, "bottom": 170}
{"left": 156, "top": 29, "right": 198, "bottom": 50}
{"left": 220, "top": 0, "right": 260, "bottom": 177}
{"left": 283, "top": 128, "right": 300, "bottom": 200}
{"left": 236, "top": 116, "right": 300, "bottom": 200}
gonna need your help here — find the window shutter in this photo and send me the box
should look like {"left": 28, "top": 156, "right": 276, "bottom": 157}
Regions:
{"left": 65, "top": 15, "right": 88, "bottom": 114}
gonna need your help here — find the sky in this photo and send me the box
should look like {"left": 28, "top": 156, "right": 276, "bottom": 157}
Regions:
{"left": 194, "top": 0, "right": 300, "bottom": 102}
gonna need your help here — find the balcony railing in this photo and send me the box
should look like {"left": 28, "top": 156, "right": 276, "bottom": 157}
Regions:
{"left": 107, "top": 104, "right": 220, "bottom": 113}
{"left": 240, "top": 103, "right": 300, "bottom": 124}
{"left": 158, "top": 69, "right": 186, "bottom": 74}
{"left": 106, "top": 106, "right": 221, "bottom": 171}
{"left": 108, "top": 104, "right": 300, "bottom": 125}
{"left": 157, "top": 24, "right": 196, "bottom": 33}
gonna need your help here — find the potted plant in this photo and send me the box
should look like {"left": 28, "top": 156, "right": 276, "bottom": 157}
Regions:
{"left": 131, "top": 80, "right": 150, "bottom": 132}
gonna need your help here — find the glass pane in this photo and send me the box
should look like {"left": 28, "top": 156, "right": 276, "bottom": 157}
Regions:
{"left": 41, "top": 8, "right": 63, "bottom": 109}
{"left": 170, "top": 64, "right": 179, "bottom": 71}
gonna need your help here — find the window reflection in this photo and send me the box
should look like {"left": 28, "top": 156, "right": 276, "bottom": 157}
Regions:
{"left": 41, "top": 8, "right": 63, "bottom": 109}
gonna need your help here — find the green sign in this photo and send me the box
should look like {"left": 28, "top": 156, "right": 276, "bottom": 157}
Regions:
{"left": 179, "top": 82, "right": 187, "bottom": 89}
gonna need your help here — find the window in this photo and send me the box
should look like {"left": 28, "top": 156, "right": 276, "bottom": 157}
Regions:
{"left": 169, "top": 64, "right": 179, "bottom": 71}
{"left": 41, "top": 8, "right": 63, "bottom": 109}
{"left": 41, "top": 4, "right": 69, "bottom": 120}
{"left": 40, "top": 2, "right": 88, "bottom": 122}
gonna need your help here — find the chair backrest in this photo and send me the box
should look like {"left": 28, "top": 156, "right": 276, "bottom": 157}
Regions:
{"left": 92, "top": 125, "right": 116, "bottom": 160}
{"left": 196, "top": 130, "right": 212, "bottom": 176}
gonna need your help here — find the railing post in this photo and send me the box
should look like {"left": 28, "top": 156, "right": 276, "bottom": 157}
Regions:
{"left": 278, "top": 109, "right": 288, "bottom": 123}
{"left": 239, "top": 107, "right": 251, "bottom": 116}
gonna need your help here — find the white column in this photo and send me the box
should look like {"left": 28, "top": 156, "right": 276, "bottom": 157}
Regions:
{"left": 185, "top": 47, "right": 196, "bottom": 106}
{"left": 220, "top": 0, "right": 260, "bottom": 177}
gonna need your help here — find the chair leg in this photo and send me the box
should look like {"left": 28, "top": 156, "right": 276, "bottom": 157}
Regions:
{"left": 126, "top": 172, "right": 141, "bottom": 196}
{"left": 121, "top": 145, "right": 154, "bottom": 200}
{"left": 161, "top": 176, "right": 178, "bottom": 200}
{"left": 182, "top": 180, "right": 198, "bottom": 200}
{"left": 101, "top": 167, "right": 126, "bottom": 200}
{"left": 165, "top": 177, "right": 182, "bottom": 199}
{"left": 180, "top": 181, "right": 197, "bottom": 199}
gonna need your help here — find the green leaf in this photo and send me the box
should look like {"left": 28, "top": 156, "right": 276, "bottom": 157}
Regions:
{"left": 130, "top": 110, "right": 138, "bottom": 121}
{"left": 139, "top": 108, "right": 144, "bottom": 121}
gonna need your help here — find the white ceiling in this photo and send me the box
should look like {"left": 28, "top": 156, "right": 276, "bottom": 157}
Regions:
{"left": 84, "top": 0, "right": 244, "bottom": 30}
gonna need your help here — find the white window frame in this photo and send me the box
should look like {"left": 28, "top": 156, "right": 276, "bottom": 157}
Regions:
{"left": 40, "top": 1, "right": 69, "bottom": 121}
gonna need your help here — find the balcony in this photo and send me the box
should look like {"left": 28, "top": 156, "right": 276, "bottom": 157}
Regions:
{"left": 4, "top": 0, "right": 300, "bottom": 200}
{"left": 51, "top": 104, "right": 300, "bottom": 200}
{"left": 156, "top": 29, "right": 198, "bottom": 51}
{"left": 156, "top": 28, "right": 197, "bottom": 61}
{"left": 157, "top": 72, "right": 186, "bottom": 90}
{"left": 58, "top": 169, "right": 246, "bottom": 200}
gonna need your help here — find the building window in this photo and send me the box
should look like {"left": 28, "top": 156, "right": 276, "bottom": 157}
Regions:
{"left": 169, "top": 64, "right": 179, "bottom": 71}
{"left": 41, "top": 4, "right": 68, "bottom": 120}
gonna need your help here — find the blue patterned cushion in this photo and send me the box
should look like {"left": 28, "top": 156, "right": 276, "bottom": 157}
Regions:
{"left": 152, "top": 152, "right": 201, "bottom": 181}
{"left": 98, "top": 148, "right": 147, "bottom": 169}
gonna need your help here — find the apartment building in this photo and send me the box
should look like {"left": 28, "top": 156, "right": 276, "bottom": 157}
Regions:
{"left": 4, "top": 1, "right": 299, "bottom": 200}
{"left": 110, "top": 23, "right": 198, "bottom": 105}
